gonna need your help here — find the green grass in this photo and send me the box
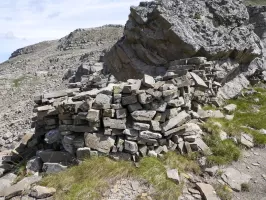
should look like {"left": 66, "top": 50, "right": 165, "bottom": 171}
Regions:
{"left": 203, "top": 132, "right": 241, "bottom": 166}
{"left": 214, "top": 184, "right": 233, "bottom": 200}
{"left": 41, "top": 152, "right": 200, "bottom": 200}
{"left": 202, "top": 87, "right": 266, "bottom": 165}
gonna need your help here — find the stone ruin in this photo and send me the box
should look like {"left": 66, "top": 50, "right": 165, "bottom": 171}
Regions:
{"left": 1, "top": 56, "right": 234, "bottom": 173}
{"left": 1, "top": 0, "right": 266, "bottom": 175}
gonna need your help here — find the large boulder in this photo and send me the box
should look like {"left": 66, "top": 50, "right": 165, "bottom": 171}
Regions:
{"left": 105, "top": 0, "right": 262, "bottom": 81}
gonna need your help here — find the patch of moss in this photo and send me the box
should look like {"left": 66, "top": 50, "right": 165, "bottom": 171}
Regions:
{"left": 12, "top": 76, "right": 28, "bottom": 87}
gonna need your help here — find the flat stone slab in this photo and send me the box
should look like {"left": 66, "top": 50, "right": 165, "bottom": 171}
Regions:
{"left": 162, "top": 111, "right": 191, "bottom": 132}
{"left": 221, "top": 167, "right": 252, "bottom": 192}
{"left": 131, "top": 110, "right": 156, "bottom": 122}
{"left": 84, "top": 133, "right": 115, "bottom": 154}
{"left": 196, "top": 183, "right": 220, "bottom": 200}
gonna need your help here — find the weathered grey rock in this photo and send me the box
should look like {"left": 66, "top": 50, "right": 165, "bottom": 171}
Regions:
{"left": 166, "top": 108, "right": 181, "bottom": 119}
{"left": 150, "top": 121, "right": 161, "bottom": 132}
{"left": 116, "top": 109, "right": 127, "bottom": 119}
{"left": 221, "top": 167, "right": 252, "bottom": 192}
{"left": 38, "top": 150, "right": 74, "bottom": 163}
{"left": 124, "top": 140, "right": 138, "bottom": 154}
{"left": 103, "top": 118, "right": 126, "bottom": 129}
{"left": 240, "top": 133, "right": 254, "bottom": 148}
{"left": 154, "top": 112, "right": 167, "bottom": 123}
{"left": 166, "top": 169, "right": 180, "bottom": 184}
{"left": 133, "top": 122, "right": 150, "bottom": 131}
{"left": 122, "top": 95, "right": 138, "bottom": 105}
{"left": 219, "top": 74, "right": 250, "bottom": 99}
{"left": 84, "top": 133, "right": 115, "bottom": 154}
{"left": 196, "top": 183, "right": 220, "bottom": 200}
{"left": 103, "top": 109, "right": 115, "bottom": 118}
{"left": 86, "top": 109, "right": 100, "bottom": 122}
{"left": 76, "top": 147, "right": 91, "bottom": 160}
{"left": 105, "top": 0, "right": 261, "bottom": 81}
{"left": 190, "top": 72, "right": 208, "bottom": 88}
{"left": 26, "top": 157, "right": 43, "bottom": 174}
{"left": 30, "top": 186, "right": 56, "bottom": 199}
{"left": 190, "top": 138, "right": 211, "bottom": 154}
{"left": 143, "top": 74, "right": 155, "bottom": 88}
{"left": 131, "top": 110, "right": 156, "bottom": 122}
{"left": 123, "top": 129, "right": 139, "bottom": 137}
{"left": 42, "top": 163, "right": 67, "bottom": 174}
{"left": 225, "top": 115, "right": 234, "bottom": 121}
{"left": 0, "top": 175, "right": 42, "bottom": 199}
{"left": 162, "top": 111, "right": 191, "bottom": 132}
{"left": 138, "top": 93, "right": 153, "bottom": 104}
{"left": 167, "top": 97, "right": 185, "bottom": 108}
{"left": 44, "top": 129, "right": 61, "bottom": 144}
{"left": 0, "top": 173, "right": 17, "bottom": 193}
{"left": 151, "top": 100, "right": 167, "bottom": 112}
{"left": 224, "top": 104, "right": 237, "bottom": 113}
{"left": 205, "top": 166, "right": 219, "bottom": 176}
{"left": 139, "top": 131, "right": 162, "bottom": 139}
{"left": 127, "top": 103, "right": 143, "bottom": 113}
{"left": 92, "top": 93, "right": 112, "bottom": 109}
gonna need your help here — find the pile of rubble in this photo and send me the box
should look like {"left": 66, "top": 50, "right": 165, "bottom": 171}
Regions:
{"left": 3, "top": 56, "right": 227, "bottom": 172}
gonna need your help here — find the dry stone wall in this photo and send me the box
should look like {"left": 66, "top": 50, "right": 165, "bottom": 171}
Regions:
{"left": 22, "top": 56, "right": 225, "bottom": 167}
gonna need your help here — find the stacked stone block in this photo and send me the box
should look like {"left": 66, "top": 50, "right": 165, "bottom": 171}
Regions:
{"left": 31, "top": 57, "right": 222, "bottom": 163}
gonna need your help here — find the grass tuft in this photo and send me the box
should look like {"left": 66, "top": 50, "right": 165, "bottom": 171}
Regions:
{"left": 214, "top": 184, "right": 233, "bottom": 200}
{"left": 41, "top": 152, "right": 199, "bottom": 200}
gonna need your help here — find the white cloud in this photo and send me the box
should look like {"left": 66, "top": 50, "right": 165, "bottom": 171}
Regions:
{"left": 0, "top": 0, "right": 141, "bottom": 63}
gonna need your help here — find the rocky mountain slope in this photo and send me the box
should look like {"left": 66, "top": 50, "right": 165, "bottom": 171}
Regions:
{"left": 1, "top": 0, "right": 266, "bottom": 200}
{"left": 0, "top": 25, "right": 123, "bottom": 150}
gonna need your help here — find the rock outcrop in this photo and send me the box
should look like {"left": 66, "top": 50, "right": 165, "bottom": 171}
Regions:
{"left": 105, "top": 0, "right": 262, "bottom": 81}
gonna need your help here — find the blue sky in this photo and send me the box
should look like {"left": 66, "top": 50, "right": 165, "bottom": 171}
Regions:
{"left": 0, "top": 0, "right": 142, "bottom": 63}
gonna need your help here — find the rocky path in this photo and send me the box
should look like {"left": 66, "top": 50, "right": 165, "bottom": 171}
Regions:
{"left": 232, "top": 148, "right": 266, "bottom": 200}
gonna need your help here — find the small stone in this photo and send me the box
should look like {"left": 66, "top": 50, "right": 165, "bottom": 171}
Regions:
{"left": 221, "top": 167, "right": 252, "bottom": 192}
{"left": 167, "top": 97, "right": 185, "bottom": 108}
{"left": 153, "top": 112, "right": 167, "bottom": 122}
{"left": 86, "top": 109, "right": 100, "bottom": 122}
{"left": 133, "top": 122, "right": 150, "bottom": 131}
{"left": 116, "top": 109, "right": 127, "bottom": 119}
{"left": 205, "top": 166, "right": 219, "bottom": 176}
{"left": 143, "top": 74, "right": 155, "bottom": 88}
{"left": 162, "top": 111, "right": 190, "bottom": 132}
{"left": 224, "top": 104, "right": 237, "bottom": 113}
{"left": 84, "top": 133, "right": 115, "bottom": 154}
{"left": 113, "top": 94, "right": 122, "bottom": 104}
{"left": 92, "top": 93, "right": 112, "bottom": 109}
{"left": 127, "top": 103, "right": 142, "bottom": 113}
{"left": 103, "top": 118, "right": 126, "bottom": 129}
{"left": 26, "top": 157, "right": 43, "bottom": 174}
{"left": 76, "top": 147, "right": 91, "bottom": 160}
{"left": 124, "top": 140, "right": 138, "bottom": 154}
{"left": 138, "top": 93, "right": 153, "bottom": 104}
{"left": 151, "top": 100, "right": 167, "bottom": 112}
{"left": 42, "top": 163, "right": 67, "bottom": 174}
{"left": 30, "top": 186, "right": 56, "bottom": 199}
{"left": 225, "top": 115, "right": 234, "bottom": 121}
{"left": 103, "top": 109, "right": 115, "bottom": 118}
{"left": 240, "top": 133, "right": 254, "bottom": 148}
{"left": 139, "top": 131, "right": 162, "bottom": 139}
{"left": 196, "top": 183, "right": 220, "bottom": 200}
{"left": 150, "top": 121, "right": 161, "bottom": 132}
{"left": 148, "top": 150, "right": 157, "bottom": 157}
{"left": 131, "top": 110, "right": 156, "bottom": 122}
{"left": 167, "top": 169, "right": 180, "bottom": 184}
{"left": 122, "top": 95, "right": 138, "bottom": 105}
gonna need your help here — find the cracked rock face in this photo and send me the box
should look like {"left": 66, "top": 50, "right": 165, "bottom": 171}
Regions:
{"left": 105, "top": 0, "right": 262, "bottom": 81}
